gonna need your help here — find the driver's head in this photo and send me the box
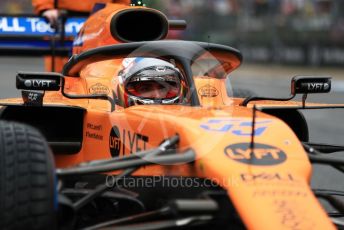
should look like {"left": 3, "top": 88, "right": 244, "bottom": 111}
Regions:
{"left": 117, "top": 58, "right": 185, "bottom": 107}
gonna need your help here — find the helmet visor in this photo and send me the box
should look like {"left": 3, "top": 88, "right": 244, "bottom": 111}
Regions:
{"left": 126, "top": 79, "right": 180, "bottom": 99}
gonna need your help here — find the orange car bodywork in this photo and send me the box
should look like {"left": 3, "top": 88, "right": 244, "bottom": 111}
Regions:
{"left": 0, "top": 3, "right": 335, "bottom": 230}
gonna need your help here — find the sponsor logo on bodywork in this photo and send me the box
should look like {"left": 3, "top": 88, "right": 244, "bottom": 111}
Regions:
{"left": 109, "top": 126, "right": 121, "bottom": 157}
{"left": 21, "top": 90, "right": 44, "bottom": 106}
{"left": 306, "top": 82, "right": 330, "bottom": 92}
{"left": 224, "top": 143, "right": 287, "bottom": 165}
{"left": 86, "top": 132, "right": 103, "bottom": 140}
{"left": 87, "top": 123, "right": 102, "bottom": 131}
{"left": 109, "top": 126, "right": 149, "bottom": 157}
{"left": 86, "top": 123, "right": 103, "bottom": 141}
{"left": 89, "top": 83, "right": 110, "bottom": 95}
{"left": 198, "top": 84, "right": 219, "bottom": 97}
{"left": 252, "top": 189, "right": 308, "bottom": 197}
{"left": 240, "top": 172, "right": 296, "bottom": 182}
{"left": 240, "top": 172, "right": 305, "bottom": 192}
{"left": 273, "top": 199, "right": 315, "bottom": 229}
{"left": 200, "top": 119, "right": 271, "bottom": 136}
{"left": 24, "top": 79, "right": 54, "bottom": 88}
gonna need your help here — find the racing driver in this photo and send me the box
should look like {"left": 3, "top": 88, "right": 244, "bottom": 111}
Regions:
{"left": 116, "top": 58, "right": 188, "bottom": 107}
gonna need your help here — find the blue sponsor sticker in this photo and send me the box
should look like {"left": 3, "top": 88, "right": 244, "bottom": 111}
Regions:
{"left": 200, "top": 119, "right": 271, "bottom": 136}
{"left": 0, "top": 16, "right": 85, "bottom": 37}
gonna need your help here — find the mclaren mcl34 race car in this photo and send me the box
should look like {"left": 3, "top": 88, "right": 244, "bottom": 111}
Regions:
{"left": 0, "top": 3, "right": 344, "bottom": 230}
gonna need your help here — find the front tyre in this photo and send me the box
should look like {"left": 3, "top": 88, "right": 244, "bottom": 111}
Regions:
{"left": 0, "top": 121, "right": 56, "bottom": 230}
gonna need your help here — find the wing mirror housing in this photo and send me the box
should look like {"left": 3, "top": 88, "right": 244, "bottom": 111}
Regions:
{"left": 241, "top": 76, "right": 332, "bottom": 107}
{"left": 15, "top": 72, "right": 116, "bottom": 110}
{"left": 16, "top": 72, "right": 62, "bottom": 91}
{"left": 291, "top": 76, "right": 331, "bottom": 95}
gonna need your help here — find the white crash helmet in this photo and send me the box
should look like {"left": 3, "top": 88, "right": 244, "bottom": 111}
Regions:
{"left": 117, "top": 57, "right": 185, "bottom": 106}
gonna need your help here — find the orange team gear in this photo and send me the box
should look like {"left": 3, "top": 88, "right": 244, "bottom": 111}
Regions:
{"left": 32, "top": 0, "right": 130, "bottom": 14}
{"left": 32, "top": 0, "right": 131, "bottom": 72}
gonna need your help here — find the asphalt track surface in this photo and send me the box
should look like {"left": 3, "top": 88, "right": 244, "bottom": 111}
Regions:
{"left": 0, "top": 57, "right": 343, "bottom": 211}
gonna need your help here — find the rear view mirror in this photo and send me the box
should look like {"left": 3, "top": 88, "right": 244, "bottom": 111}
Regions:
{"left": 241, "top": 76, "right": 332, "bottom": 106}
{"left": 291, "top": 76, "right": 331, "bottom": 95}
{"left": 16, "top": 72, "right": 62, "bottom": 91}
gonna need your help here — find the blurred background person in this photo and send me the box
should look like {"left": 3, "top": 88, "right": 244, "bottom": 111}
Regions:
{"left": 32, "top": 0, "right": 130, "bottom": 27}
{"left": 31, "top": 0, "right": 130, "bottom": 72}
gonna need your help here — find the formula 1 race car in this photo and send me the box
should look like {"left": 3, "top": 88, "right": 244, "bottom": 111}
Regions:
{"left": 0, "top": 3, "right": 344, "bottom": 230}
